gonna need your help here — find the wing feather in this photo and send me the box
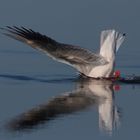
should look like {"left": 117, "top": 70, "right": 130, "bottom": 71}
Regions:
{"left": 1, "top": 26, "right": 108, "bottom": 74}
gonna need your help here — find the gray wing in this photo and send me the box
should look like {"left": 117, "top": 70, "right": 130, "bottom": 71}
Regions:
{"left": 1, "top": 26, "right": 108, "bottom": 74}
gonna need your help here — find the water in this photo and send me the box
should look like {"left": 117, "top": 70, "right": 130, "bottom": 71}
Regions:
{"left": 0, "top": 0, "right": 140, "bottom": 139}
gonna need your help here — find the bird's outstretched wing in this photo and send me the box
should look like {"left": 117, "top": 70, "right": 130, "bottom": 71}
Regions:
{"left": 1, "top": 26, "right": 108, "bottom": 74}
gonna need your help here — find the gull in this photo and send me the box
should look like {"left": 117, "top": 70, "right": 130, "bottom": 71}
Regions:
{"left": 1, "top": 26, "right": 125, "bottom": 78}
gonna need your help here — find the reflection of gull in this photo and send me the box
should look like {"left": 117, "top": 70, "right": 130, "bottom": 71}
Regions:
{"left": 1, "top": 26, "right": 125, "bottom": 78}
{"left": 7, "top": 79, "right": 121, "bottom": 134}
{"left": 79, "top": 79, "right": 121, "bottom": 134}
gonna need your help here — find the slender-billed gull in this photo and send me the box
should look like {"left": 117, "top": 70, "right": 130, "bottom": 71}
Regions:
{"left": 1, "top": 26, "right": 125, "bottom": 78}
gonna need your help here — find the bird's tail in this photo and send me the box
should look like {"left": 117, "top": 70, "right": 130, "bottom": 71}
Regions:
{"left": 99, "top": 30, "right": 126, "bottom": 61}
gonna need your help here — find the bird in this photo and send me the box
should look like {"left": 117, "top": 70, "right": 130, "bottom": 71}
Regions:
{"left": 0, "top": 26, "right": 125, "bottom": 78}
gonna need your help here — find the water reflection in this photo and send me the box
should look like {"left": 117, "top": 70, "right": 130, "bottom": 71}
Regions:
{"left": 6, "top": 78, "right": 120, "bottom": 135}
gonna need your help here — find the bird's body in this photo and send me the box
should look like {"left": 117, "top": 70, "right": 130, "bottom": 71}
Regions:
{"left": 1, "top": 26, "right": 125, "bottom": 78}
{"left": 88, "top": 61, "right": 114, "bottom": 77}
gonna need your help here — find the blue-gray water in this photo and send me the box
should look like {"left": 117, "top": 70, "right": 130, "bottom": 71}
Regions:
{"left": 0, "top": 0, "right": 140, "bottom": 140}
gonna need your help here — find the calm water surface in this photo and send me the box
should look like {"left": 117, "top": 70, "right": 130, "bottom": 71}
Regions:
{"left": 0, "top": 69, "right": 140, "bottom": 140}
{"left": 0, "top": 0, "right": 140, "bottom": 140}
{"left": 0, "top": 50, "right": 140, "bottom": 140}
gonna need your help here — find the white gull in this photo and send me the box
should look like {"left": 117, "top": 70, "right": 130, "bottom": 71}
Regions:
{"left": 1, "top": 26, "right": 125, "bottom": 78}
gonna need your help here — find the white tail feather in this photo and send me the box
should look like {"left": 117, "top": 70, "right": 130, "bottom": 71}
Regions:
{"left": 100, "top": 30, "right": 125, "bottom": 61}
